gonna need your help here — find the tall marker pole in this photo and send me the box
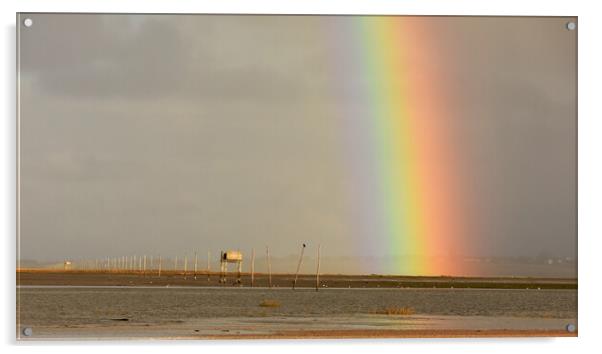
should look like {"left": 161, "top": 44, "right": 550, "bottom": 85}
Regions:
{"left": 251, "top": 248, "right": 255, "bottom": 287}
{"left": 293, "top": 243, "right": 306, "bottom": 290}
{"left": 194, "top": 252, "right": 198, "bottom": 280}
{"left": 207, "top": 251, "right": 211, "bottom": 282}
{"left": 158, "top": 255, "right": 162, "bottom": 277}
{"left": 316, "top": 244, "right": 321, "bottom": 291}
{"left": 266, "top": 246, "right": 272, "bottom": 289}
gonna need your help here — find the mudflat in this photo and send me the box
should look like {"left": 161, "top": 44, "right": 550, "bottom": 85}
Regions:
{"left": 17, "top": 270, "right": 577, "bottom": 289}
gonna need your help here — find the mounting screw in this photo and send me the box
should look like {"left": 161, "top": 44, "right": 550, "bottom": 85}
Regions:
{"left": 566, "top": 22, "right": 576, "bottom": 31}
{"left": 23, "top": 18, "right": 33, "bottom": 28}
{"left": 566, "top": 323, "right": 576, "bottom": 333}
{"left": 22, "top": 327, "right": 32, "bottom": 336}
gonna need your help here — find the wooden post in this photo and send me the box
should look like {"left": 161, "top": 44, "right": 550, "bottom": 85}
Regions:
{"left": 174, "top": 256, "right": 178, "bottom": 275}
{"left": 150, "top": 255, "right": 154, "bottom": 273}
{"left": 236, "top": 250, "right": 242, "bottom": 285}
{"left": 207, "top": 251, "right": 211, "bottom": 282}
{"left": 266, "top": 246, "right": 272, "bottom": 289}
{"left": 158, "top": 255, "right": 162, "bottom": 277}
{"left": 316, "top": 244, "right": 321, "bottom": 291}
{"left": 251, "top": 248, "right": 255, "bottom": 287}
{"left": 293, "top": 243, "right": 306, "bottom": 290}
{"left": 143, "top": 255, "right": 147, "bottom": 276}
{"left": 194, "top": 252, "right": 198, "bottom": 280}
{"left": 219, "top": 251, "right": 225, "bottom": 283}
{"left": 184, "top": 254, "right": 188, "bottom": 279}
{"left": 139, "top": 255, "right": 142, "bottom": 272}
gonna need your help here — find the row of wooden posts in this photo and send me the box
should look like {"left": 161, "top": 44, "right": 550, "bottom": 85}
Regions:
{"left": 64, "top": 244, "right": 322, "bottom": 290}
{"left": 69, "top": 251, "right": 215, "bottom": 279}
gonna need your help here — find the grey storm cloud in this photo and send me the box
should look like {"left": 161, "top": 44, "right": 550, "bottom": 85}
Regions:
{"left": 20, "top": 15, "right": 332, "bottom": 102}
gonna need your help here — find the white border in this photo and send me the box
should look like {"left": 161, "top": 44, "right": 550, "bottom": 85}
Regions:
{"left": 3, "top": 0, "right": 601, "bottom": 353}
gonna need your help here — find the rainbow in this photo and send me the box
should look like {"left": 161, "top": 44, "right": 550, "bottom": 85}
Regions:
{"left": 333, "top": 17, "right": 469, "bottom": 276}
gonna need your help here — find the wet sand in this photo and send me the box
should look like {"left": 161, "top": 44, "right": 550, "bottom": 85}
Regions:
{"left": 20, "top": 314, "right": 577, "bottom": 339}
{"left": 17, "top": 271, "right": 577, "bottom": 339}
{"left": 17, "top": 270, "right": 577, "bottom": 289}
{"left": 17, "top": 284, "right": 577, "bottom": 339}
{"left": 23, "top": 328, "right": 576, "bottom": 339}
{"left": 209, "top": 329, "right": 576, "bottom": 339}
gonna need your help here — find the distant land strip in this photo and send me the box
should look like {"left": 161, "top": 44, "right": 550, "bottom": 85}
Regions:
{"left": 16, "top": 270, "right": 577, "bottom": 290}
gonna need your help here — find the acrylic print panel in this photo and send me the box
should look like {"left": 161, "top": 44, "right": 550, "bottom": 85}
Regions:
{"left": 16, "top": 14, "right": 577, "bottom": 340}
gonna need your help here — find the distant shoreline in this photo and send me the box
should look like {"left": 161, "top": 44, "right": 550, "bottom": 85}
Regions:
{"left": 16, "top": 270, "right": 577, "bottom": 290}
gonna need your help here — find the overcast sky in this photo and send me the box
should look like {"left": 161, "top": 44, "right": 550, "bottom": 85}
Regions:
{"left": 18, "top": 15, "right": 576, "bottom": 276}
